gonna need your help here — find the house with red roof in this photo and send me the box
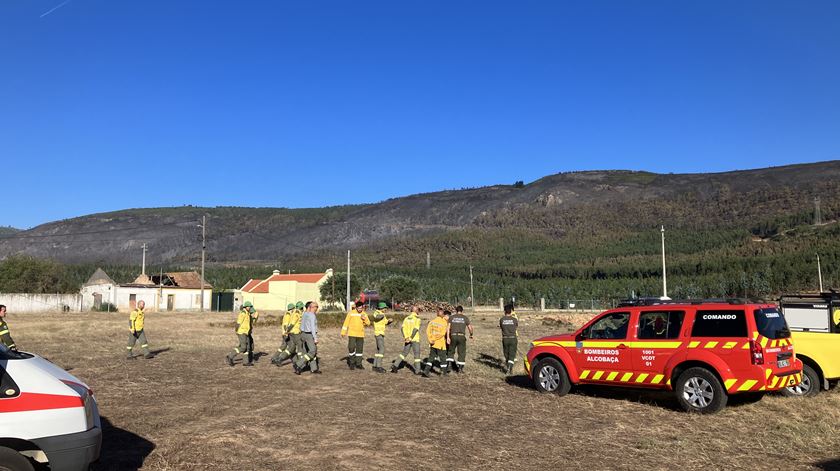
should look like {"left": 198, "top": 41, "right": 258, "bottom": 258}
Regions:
{"left": 239, "top": 269, "right": 335, "bottom": 311}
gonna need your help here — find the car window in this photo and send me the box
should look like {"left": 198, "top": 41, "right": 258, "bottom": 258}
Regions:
{"left": 585, "top": 312, "right": 631, "bottom": 340}
{"left": 753, "top": 308, "right": 790, "bottom": 339}
{"left": 638, "top": 311, "right": 685, "bottom": 340}
{"left": 691, "top": 310, "right": 748, "bottom": 338}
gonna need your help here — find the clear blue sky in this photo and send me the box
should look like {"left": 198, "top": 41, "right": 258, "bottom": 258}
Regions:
{"left": 2, "top": 1, "right": 839, "bottom": 228}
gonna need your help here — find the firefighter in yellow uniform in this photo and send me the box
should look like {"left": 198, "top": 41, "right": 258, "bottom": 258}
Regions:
{"left": 340, "top": 302, "right": 370, "bottom": 370}
{"left": 371, "top": 302, "right": 394, "bottom": 373}
{"left": 271, "top": 303, "right": 296, "bottom": 365}
{"left": 421, "top": 308, "right": 449, "bottom": 377}
{"left": 126, "top": 300, "right": 153, "bottom": 359}
{"left": 226, "top": 302, "right": 254, "bottom": 367}
{"left": 274, "top": 302, "right": 302, "bottom": 365}
{"left": 391, "top": 305, "right": 423, "bottom": 374}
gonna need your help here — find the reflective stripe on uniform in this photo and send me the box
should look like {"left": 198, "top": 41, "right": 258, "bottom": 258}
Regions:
{"left": 0, "top": 330, "right": 9, "bottom": 335}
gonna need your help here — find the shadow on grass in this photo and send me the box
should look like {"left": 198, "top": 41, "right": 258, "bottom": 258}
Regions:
{"left": 95, "top": 416, "right": 155, "bottom": 471}
{"left": 148, "top": 347, "right": 171, "bottom": 357}
{"left": 814, "top": 458, "right": 840, "bottom": 470}
{"left": 571, "top": 385, "right": 683, "bottom": 412}
{"left": 475, "top": 353, "right": 507, "bottom": 372}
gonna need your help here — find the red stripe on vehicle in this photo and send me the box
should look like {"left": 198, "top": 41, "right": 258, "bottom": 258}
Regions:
{"left": 0, "top": 392, "right": 83, "bottom": 413}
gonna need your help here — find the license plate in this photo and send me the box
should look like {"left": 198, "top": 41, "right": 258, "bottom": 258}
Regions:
{"left": 778, "top": 359, "right": 790, "bottom": 368}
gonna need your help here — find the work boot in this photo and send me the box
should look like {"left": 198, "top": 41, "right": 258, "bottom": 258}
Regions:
{"left": 293, "top": 364, "right": 302, "bottom": 375}
{"left": 356, "top": 362, "right": 365, "bottom": 370}
{"left": 391, "top": 364, "right": 399, "bottom": 373}
{"left": 349, "top": 362, "right": 356, "bottom": 370}
{"left": 311, "top": 370, "right": 322, "bottom": 374}
{"left": 506, "top": 364, "right": 513, "bottom": 374}
{"left": 126, "top": 354, "right": 136, "bottom": 360}
{"left": 226, "top": 356, "right": 234, "bottom": 367}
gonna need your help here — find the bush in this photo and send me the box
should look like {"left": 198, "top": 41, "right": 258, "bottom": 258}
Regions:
{"left": 380, "top": 275, "right": 420, "bottom": 304}
{"left": 96, "top": 302, "right": 118, "bottom": 312}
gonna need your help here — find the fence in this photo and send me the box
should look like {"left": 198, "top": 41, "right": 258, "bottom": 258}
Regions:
{"left": 0, "top": 293, "right": 83, "bottom": 313}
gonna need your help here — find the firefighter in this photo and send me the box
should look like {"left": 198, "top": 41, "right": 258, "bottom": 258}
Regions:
{"left": 247, "top": 303, "right": 259, "bottom": 364}
{"left": 273, "top": 302, "right": 302, "bottom": 365}
{"left": 126, "top": 300, "right": 153, "bottom": 360}
{"left": 446, "top": 305, "right": 474, "bottom": 373}
{"left": 391, "top": 305, "right": 423, "bottom": 374}
{"left": 500, "top": 304, "right": 518, "bottom": 374}
{"left": 293, "top": 301, "right": 321, "bottom": 374}
{"left": 421, "top": 308, "right": 449, "bottom": 377}
{"left": 271, "top": 303, "right": 296, "bottom": 365}
{"left": 340, "top": 301, "right": 370, "bottom": 370}
{"left": 0, "top": 304, "right": 17, "bottom": 351}
{"left": 371, "top": 302, "right": 393, "bottom": 373}
{"left": 226, "top": 301, "right": 254, "bottom": 367}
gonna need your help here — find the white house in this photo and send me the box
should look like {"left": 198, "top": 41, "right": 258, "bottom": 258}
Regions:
{"left": 79, "top": 269, "right": 212, "bottom": 312}
{"left": 80, "top": 268, "right": 117, "bottom": 310}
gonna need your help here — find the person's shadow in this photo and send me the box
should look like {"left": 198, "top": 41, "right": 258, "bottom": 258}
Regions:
{"left": 475, "top": 353, "right": 507, "bottom": 372}
{"left": 95, "top": 416, "right": 155, "bottom": 470}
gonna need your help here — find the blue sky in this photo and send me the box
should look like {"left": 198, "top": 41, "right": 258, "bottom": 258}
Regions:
{"left": 1, "top": 1, "right": 839, "bottom": 228}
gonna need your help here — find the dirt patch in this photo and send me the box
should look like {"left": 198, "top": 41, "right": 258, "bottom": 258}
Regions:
{"left": 8, "top": 311, "right": 839, "bottom": 470}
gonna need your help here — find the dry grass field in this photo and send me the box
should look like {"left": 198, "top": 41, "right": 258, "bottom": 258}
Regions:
{"left": 8, "top": 310, "right": 840, "bottom": 470}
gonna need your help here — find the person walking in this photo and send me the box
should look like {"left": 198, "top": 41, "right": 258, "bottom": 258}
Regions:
{"left": 247, "top": 303, "right": 259, "bottom": 364}
{"left": 421, "top": 308, "right": 449, "bottom": 378}
{"left": 500, "top": 304, "right": 519, "bottom": 374}
{"left": 274, "top": 302, "right": 303, "bottom": 366}
{"left": 371, "top": 302, "right": 393, "bottom": 373}
{"left": 0, "top": 305, "right": 17, "bottom": 351}
{"left": 391, "top": 305, "right": 423, "bottom": 374}
{"left": 226, "top": 301, "right": 254, "bottom": 367}
{"left": 126, "top": 300, "right": 153, "bottom": 360}
{"left": 340, "top": 301, "right": 370, "bottom": 370}
{"left": 294, "top": 301, "right": 321, "bottom": 374}
{"left": 271, "top": 303, "right": 296, "bottom": 365}
{"left": 446, "top": 305, "right": 474, "bottom": 373}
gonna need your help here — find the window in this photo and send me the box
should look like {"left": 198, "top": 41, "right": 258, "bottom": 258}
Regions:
{"left": 753, "top": 308, "right": 790, "bottom": 339}
{"left": 691, "top": 310, "right": 747, "bottom": 338}
{"left": 638, "top": 311, "right": 685, "bottom": 340}
{"left": 585, "top": 312, "right": 631, "bottom": 340}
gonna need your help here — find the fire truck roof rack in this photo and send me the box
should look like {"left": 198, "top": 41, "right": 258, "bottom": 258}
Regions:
{"left": 617, "top": 297, "right": 767, "bottom": 308}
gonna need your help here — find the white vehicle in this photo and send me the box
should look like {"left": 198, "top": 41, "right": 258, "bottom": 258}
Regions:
{"left": 0, "top": 344, "right": 101, "bottom": 471}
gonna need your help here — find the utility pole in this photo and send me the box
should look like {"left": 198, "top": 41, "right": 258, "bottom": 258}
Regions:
{"left": 469, "top": 265, "right": 475, "bottom": 312}
{"left": 141, "top": 243, "right": 147, "bottom": 276}
{"left": 661, "top": 225, "right": 668, "bottom": 299}
{"left": 817, "top": 254, "right": 824, "bottom": 292}
{"left": 198, "top": 216, "right": 206, "bottom": 312}
{"left": 346, "top": 250, "right": 351, "bottom": 311}
{"left": 426, "top": 251, "right": 430, "bottom": 269}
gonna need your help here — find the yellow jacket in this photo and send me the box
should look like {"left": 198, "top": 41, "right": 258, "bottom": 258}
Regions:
{"left": 427, "top": 316, "right": 448, "bottom": 350}
{"left": 236, "top": 310, "right": 252, "bottom": 335}
{"left": 372, "top": 310, "right": 392, "bottom": 336}
{"left": 281, "top": 310, "right": 292, "bottom": 332}
{"left": 401, "top": 312, "right": 421, "bottom": 342}
{"left": 250, "top": 310, "right": 259, "bottom": 328}
{"left": 341, "top": 310, "right": 370, "bottom": 337}
{"left": 129, "top": 309, "right": 145, "bottom": 332}
{"left": 288, "top": 309, "right": 302, "bottom": 335}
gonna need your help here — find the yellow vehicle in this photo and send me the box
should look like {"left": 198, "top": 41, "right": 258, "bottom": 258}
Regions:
{"left": 778, "top": 294, "right": 840, "bottom": 396}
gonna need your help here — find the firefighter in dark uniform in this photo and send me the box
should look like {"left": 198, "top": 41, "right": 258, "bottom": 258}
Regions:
{"left": 0, "top": 305, "right": 17, "bottom": 351}
{"left": 247, "top": 303, "right": 259, "bottom": 364}
{"left": 446, "top": 305, "right": 474, "bottom": 373}
{"left": 500, "top": 304, "right": 518, "bottom": 374}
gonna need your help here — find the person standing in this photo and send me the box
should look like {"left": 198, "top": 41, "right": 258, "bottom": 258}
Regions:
{"left": 340, "top": 302, "right": 370, "bottom": 370}
{"left": 271, "top": 303, "right": 296, "bottom": 365}
{"left": 226, "top": 302, "right": 254, "bottom": 367}
{"left": 446, "top": 305, "right": 474, "bottom": 373}
{"left": 391, "top": 305, "right": 422, "bottom": 374}
{"left": 126, "top": 300, "right": 153, "bottom": 360}
{"left": 247, "top": 303, "right": 259, "bottom": 364}
{"left": 294, "top": 301, "right": 321, "bottom": 374}
{"left": 274, "top": 302, "right": 302, "bottom": 366}
{"left": 371, "top": 302, "right": 393, "bottom": 373}
{"left": 500, "top": 304, "right": 519, "bottom": 374}
{"left": 421, "top": 308, "right": 449, "bottom": 377}
{"left": 0, "top": 305, "right": 17, "bottom": 351}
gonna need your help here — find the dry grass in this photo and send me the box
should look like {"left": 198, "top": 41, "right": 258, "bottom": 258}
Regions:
{"left": 8, "top": 311, "right": 840, "bottom": 471}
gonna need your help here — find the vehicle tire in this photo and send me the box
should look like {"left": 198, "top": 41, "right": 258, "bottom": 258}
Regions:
{"left": 532, "top": 358, "right": 571, "bottom": 396}
{"left": 0, "top": 447, "right": 35, "bottom": 471}
{"left": 781, "top": 363, "right": 820, "bottom": 398}
{"left": 674, "top": 367, "right": 728, "bottom": 414}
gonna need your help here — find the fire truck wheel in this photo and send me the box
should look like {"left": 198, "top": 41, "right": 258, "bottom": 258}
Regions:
{"left": 781, "top": 363, "right": 820, "bottom": 398}
{"left": 0, "top": 447, "right": 35, "bottom": 471}
{"left": 532, "top": 358, "right": 571, "bottom": 396}
{"left": 675, "top": 367, "right": 727, "bottom": 414}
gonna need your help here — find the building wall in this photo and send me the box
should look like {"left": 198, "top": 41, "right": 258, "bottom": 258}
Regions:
{"left": 0, "top": 293, "right": 83, "bottom": 313}
{"left": 80, "top": 283, "right": 116, "bottom": 310}
{"left": 113, "top": 287, "right": 212, "bottom": 312}
{"left": 240, "top": 278, "right": 338, "bottom": 312}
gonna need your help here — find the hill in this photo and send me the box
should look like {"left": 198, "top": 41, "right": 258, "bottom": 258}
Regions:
{"left": 2, "top": 161, "right": 840, "bottom": 302}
